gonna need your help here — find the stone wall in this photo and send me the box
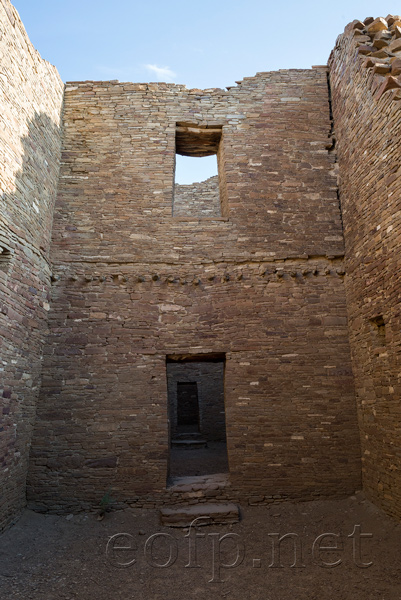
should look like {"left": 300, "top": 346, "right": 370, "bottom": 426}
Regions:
{"left": 27, "top": 71, "right": 361, "bottom": 512}
{"left": 329, "top": 15, "right": 401, "bottom": 520}
{"left": 173, "top": 176, "right": 221, "bottom": 217}
{"left": 0, "top": 0, "right": 64, "bottom": 529}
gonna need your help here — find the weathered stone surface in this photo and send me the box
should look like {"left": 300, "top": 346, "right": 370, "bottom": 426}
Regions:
{"left": 0, "top": 0, "right": 64, "bottom": 531}
{"left": 357, "top": 44, "right": 374, "bottom": 55}
{"left": 160, "top": 503, "right": 240, "bottom": 527}
{"left": 386, "top": 15, "right": 401, "bottom": 26}
{"left": 350, "top": 19, "right": 365, "bottom": 30}
{"left": 373, "top": 31, "right": 392, "bottom": 49}
{"left": 366, "top": 17, "right": 388, "bottom": 34}
{"left": 371, "top": 49, "right": 389, "bottom": 59}
{"left": 362, "top": 57, "right": 384, "bottom": 69}
{"left": 85, "top": 457, "right": 118, "bottom": 468}
{"left": 388, "top": 37, "right": 401, "bottom": 53}
{"left": 373, "top": 63, "right": 391, "bottom": 75}
{"left": 363, "top": 17, "right": 375, "bottom": 26}
{"left": 362, "top": 57, "right": 380, "bottom": 68}
{"left": 3, "top": 3, "right": 401, "bottom": 529}
{"left": 171, "top": 439, "right": 208, "bottom": 449}
{"left": 329, "top": 15, "right": 401, "bottom": 522}
{"left": 375, "top": 75, "right": 401, "bottom": 99}
{"left": 373, "top": 39, "right": 389, "bottom": 50}
{"left": 391, "top": 58, "right": 401, "bottom": 76}
{"left": 174, "top": 176, "right": 220, "bottom": 217}
{"left": 24, "top": 67, "right": 360, "bottom": 514}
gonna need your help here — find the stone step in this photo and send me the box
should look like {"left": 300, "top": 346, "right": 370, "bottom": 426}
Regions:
{"left": 168, "top": 472, "right": 230, "bottom": 492}
{"left": 174, "top": 432, "right": 203, "bottom": 440}
{"left": 171, "top": 439, "right": 207, "bottom": 449}
{"left": 160, "top": 503, "right": 240, "bottom": 527}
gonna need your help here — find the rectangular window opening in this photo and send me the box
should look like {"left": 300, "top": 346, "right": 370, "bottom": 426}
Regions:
{"left": 0, "top": 244, "right": 13, "bottom": 275}
{"left": 172, "top": 123, "right": 228, "bottom": 218}
{"left": 369, "top": 315, "right": 386, "bottom": 347}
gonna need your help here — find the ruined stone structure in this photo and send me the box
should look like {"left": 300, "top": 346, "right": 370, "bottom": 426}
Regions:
{"left": 1, "top": 0, "right": 401, "bottom": 529}
{"left": 0, "top": 0, "right": 64, "bottom": 529}
{"left": 329, "top": 15, "right": 401, "bottom": 521}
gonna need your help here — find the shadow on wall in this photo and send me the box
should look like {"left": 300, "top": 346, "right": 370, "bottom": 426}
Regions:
{"left": 1, "top": 112, "right": 63, "bottom": 258}
{"left": 0, "top": 112, "right": 62, "bottom": 531}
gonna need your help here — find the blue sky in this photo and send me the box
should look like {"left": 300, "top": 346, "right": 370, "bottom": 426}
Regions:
{"left": 11, "top": 0, "right": 396, "bottom": 183}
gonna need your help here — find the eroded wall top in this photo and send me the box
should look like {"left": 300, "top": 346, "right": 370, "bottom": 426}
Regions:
{"left": 330, "top": 14, "right": 401, "bottom": 102}
{"left": 329, "top": 14, "right": 401, "bottom": 520}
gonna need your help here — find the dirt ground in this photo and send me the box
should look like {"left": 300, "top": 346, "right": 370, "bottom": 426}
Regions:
{"left": 0, "top": 493, "right": 401, "bottom": 600}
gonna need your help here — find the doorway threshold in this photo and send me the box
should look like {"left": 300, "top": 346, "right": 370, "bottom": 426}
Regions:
{"left": 167, "top": 472, "right": 230, "bottom": 492}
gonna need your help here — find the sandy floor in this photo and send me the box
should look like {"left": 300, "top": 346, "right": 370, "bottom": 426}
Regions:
{"left": 0, "top": 493, "right": 401, "bottom": 599}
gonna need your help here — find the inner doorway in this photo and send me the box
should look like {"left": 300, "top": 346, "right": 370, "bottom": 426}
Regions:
{"left": 177, "top": 382, "right": 200, "bottom": 433}
{"left": 166, "top": 353, "right": 228, "bottom": 482}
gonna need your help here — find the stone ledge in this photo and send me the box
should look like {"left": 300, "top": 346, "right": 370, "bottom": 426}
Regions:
{"left": 167, "top": 473, "right": 230, "bottom": 493}
{"left": 160, "top": 502, "right": 240, "bottom": 527}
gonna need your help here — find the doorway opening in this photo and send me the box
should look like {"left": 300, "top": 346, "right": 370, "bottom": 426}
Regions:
{"left": 166, "top": 353, "right": 228, "bottom": 482}
{"left": 177, "top": 382, "right": 200, "bottom": 433}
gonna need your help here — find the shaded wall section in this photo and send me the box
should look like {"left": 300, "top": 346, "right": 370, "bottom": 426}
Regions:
{"left": 0, "top": 0, "right": 64, "bottom": 529}
{"left": 329, "top": 15, "right": 401, "bottom": 520}
{"left": 27, "top": 70, "right": 361, "bottom": 512}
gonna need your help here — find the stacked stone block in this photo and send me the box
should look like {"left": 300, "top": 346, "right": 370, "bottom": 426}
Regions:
{"left": 8, "top": 1, "right": 401, "bottom": 528}
{"left": 329, "top": 14, "right": 401, "bottom": 520}
{"left": 173, "top": 176, "right": 221, "bottom": 217}
{"left": 26, "top": 71, "right": 361, "bottom": 512}
{"left": 0, "top": 0, "right": 64, "bottom": 530}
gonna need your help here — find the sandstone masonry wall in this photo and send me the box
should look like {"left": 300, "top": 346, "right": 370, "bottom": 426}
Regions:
{"left": 329, "top": 15, "right": 401, "bottom": 520}
{"left": 173, "top": 176, "right": 220, "bottom": 217}
{"left": 27, "top": 71, "right": 361, "bottom": 512}
{"left": 0, "top": 0, "right": 64, "bottom": 529}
